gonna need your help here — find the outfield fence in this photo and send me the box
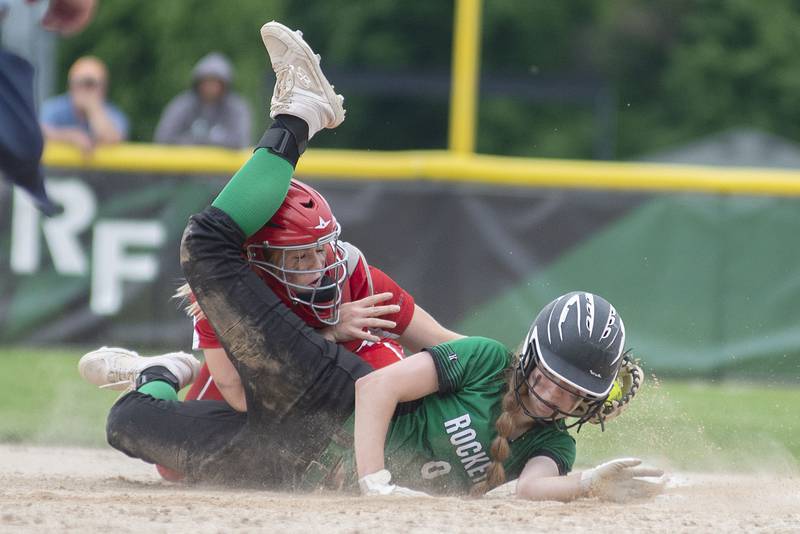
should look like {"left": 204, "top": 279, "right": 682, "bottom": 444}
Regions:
{"left": 1, "top": 142, "right": 799, "bottom": 380}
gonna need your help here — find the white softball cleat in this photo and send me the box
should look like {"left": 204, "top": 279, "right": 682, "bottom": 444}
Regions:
{"left": 261, "top": 20, "right": 345, "bottom": 139}
{"left": 78, "top": 346, "right": 200, "bottom": 391}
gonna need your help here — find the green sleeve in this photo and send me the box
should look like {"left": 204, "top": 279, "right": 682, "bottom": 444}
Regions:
{"left": 211, "top": 148, "right": 294, "bottom": 237}
{"left": 427, "top": 337, "right": 511, "bottom": 394}
{"left": 507, "top": 426, "right": 576, "bottom": 479}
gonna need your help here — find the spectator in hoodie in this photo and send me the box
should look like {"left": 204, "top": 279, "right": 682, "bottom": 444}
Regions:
{"left": 154, "top": 52, "right": 252, "bottom": 149}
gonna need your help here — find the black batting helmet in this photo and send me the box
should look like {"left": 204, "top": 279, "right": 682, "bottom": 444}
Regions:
{"left": 515, "top": 291, "right": 626, "bottom": 427}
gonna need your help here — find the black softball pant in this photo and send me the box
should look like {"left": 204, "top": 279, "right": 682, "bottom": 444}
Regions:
{"left": 106, "top": 206, "right": 373, "bottom": 487}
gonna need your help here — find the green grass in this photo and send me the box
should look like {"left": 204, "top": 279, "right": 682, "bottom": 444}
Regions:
{"left": 0, "top": 347, "right": 122, "bottom": 446}
{"left": 1, "top": 347, "right": 798, "bottom": 472}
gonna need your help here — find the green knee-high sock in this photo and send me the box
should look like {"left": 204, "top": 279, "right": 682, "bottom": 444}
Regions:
{"left": 137, "top": 380, "right": 178, "bottom": 401}
{"left": 211, "top": 148, "right": 294, "bottom": 237}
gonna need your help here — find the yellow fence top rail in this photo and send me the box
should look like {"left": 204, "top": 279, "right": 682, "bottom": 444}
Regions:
{"left": 42, "top": 142, "right": 800, "bottom": 197}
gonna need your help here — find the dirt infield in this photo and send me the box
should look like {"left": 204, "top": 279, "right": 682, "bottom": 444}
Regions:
{"left": 0, "top": 444, "right": 798, "bottom": 533}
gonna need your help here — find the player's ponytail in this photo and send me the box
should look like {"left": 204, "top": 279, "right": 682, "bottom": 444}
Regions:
{"left": 471, "top": 360, "right": 527, "bottom": 496}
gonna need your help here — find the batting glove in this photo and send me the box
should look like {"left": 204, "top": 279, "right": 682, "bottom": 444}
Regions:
{"left": 358, "top": 469, "right": 430, "bottom": 497}
{"left": 580, "top": 458, "right": 665, "bottom": 502}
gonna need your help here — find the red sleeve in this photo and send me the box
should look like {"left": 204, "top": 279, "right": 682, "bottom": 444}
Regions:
{"left": 354, "top": 339, "right": 406, "bottom": 369}
{"left": 194, "top": 315, "right": 222, "bottom": 349}
{"left": 183, "top": 362, "right": 225, "bottom": 402}
{"left": 364, "top": 265, "right": 415, "bottom": 335}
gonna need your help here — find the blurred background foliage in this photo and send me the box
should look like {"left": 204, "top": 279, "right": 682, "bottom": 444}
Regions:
{"left": 54, "top": 0, "right": 800, "bottom": 159}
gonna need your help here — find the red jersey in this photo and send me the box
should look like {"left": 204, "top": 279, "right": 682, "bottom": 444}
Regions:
{"left": 185, "top": 245, "right": 415, "bottom": 402}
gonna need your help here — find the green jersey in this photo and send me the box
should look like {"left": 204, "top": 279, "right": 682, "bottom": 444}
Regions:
{"left": 326, "top": 337, "right": 576, "bottom": 495}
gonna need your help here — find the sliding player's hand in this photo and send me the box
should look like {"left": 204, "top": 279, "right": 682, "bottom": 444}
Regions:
{"left": 580, "top": 458, "right": 664, "bottom": 502}
{"left": 358, "top": 469, "right": 430, "bottom": 497}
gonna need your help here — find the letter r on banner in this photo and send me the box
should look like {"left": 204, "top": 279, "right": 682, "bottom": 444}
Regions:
{"left": 11, "top": 179, "right": 96, "bottom": 274}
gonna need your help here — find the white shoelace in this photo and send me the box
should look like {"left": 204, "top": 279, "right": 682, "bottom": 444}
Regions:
{"left": 98, "top": 365, "right": 137, "bottom": 390}
{"left": 272, "top": 64, "right": 296, "bottom": 109}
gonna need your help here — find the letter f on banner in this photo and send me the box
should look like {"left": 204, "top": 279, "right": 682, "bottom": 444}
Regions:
{"left": 91, "top": 221, "right": 166, "bottom": 315}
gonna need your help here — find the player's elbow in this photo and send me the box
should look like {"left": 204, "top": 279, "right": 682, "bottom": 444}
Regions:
{"left": 355, "top": 370, "right": 392, "bottom": 402}
{"left": 354, "top": 372, "right": 378, "bottom": 397}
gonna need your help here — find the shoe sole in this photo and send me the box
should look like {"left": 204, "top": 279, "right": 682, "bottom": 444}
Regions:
{"left": 260, "top": 21, "right": 345, "bottom": 128}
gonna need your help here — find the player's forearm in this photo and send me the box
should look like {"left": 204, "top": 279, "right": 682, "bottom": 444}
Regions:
{"left": 515, "top": 472, "right": 584, "bottom": 502}
{"left": 398, "top": 305, "right": 464, "bottom": 353}
{"left": 205, "top": 347, "right": 247, "bottom": 411}
{"left": 209, "top": 369, "right": 247, "bottom": 412}
{"left": 353, "top": 373, "right": 396, "bottom": 477}
{"left": 217, "top": 381, "right": 247, "bottom": 412}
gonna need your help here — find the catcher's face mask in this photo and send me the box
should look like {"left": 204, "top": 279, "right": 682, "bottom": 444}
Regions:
{"left": 247, "top": 233, "right": 348, "bottom": 326}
